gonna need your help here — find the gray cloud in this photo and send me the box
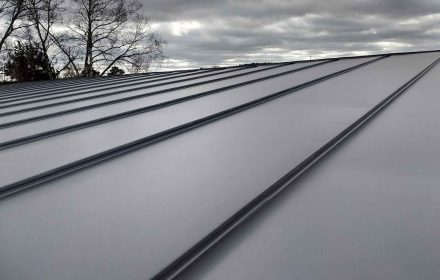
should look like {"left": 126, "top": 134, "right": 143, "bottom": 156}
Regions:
{"left": 143, "top": 0, "right": 440, "bottom": 69}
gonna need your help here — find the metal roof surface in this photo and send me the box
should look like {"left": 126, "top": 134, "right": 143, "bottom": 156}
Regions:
{"left": 0, "top": 50, "right": 439, "bottom": 280}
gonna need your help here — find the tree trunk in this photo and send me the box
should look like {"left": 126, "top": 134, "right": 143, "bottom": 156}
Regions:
{"left": 83, "top": 0, "right": 94, "bottom": 77}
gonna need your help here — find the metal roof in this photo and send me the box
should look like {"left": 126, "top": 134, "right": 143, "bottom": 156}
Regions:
{"left": 1, "top": 50, "right": 439, "bottom": 280}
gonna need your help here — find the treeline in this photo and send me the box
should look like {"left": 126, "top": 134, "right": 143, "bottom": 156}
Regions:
{"left": 0, "top": 0, "right": 165, "bottom": 82}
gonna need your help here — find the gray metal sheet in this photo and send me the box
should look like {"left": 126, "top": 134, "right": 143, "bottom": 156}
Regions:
{"left": 177, "top": 58, "right": 440, "bottom": 280}
{"left": 0, "top": 66, "right": 272, "bottom": 122}
{"left": 0, "top": 57, "right": 374, "bottom": 186}
{"left": 0, "top": 71, "right": 198, "bottom": 103}
{"left": 0, "top": 53, "right": 438, "bottom": 280}
{"left": 0, "top": 71, "right": 183, "bottom": 99}
{"left": 0, "top": 74, "right": 134, "bottom": 94}
{"left": 0, "top": 64, "right": 308, "bottom": 123}
{"left": 0, "top": 68, "right": 232, "bottom": 104}
{"left": 0, "top": 66, "right": 264, "bottom": 112}
{"left": 0, "top": 61, "right": 321, "bottom": 142}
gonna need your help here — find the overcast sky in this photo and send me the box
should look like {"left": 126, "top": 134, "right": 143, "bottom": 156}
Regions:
{"left": 145, "top": 0, "right": 440, "bottom": 69}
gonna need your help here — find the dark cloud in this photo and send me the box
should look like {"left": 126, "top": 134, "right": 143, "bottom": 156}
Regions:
{"left": 143, "top": 0, "right": 440, "bottom": 69}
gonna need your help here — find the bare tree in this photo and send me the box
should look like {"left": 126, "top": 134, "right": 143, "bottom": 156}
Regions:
{"left": 27, "top": 0, "right": 74, "bottom": 78}
{"left": 0, "top": 0, "right": 28, "bottom": 53}
{"left": 50, "top": 29, "right": 82, "bottom": 76}
{"left": 2, "top": 0, "right": 165, "bottom": 80}
{"left": 65, "top": 0, "right": 165, "bottom": 77}
{"left": 26, "top": 0, "right": 86, "bottom": 78}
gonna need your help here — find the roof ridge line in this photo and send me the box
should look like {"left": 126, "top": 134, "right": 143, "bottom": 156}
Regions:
{"left": 271, "top": 49, "right": 440, "bottom": 65}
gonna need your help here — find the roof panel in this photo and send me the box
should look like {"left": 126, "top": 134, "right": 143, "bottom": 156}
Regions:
{"left": 0, "top": 57, "right": 374, "bottom": 186}
{"left": 177, "top": 55, "right": 440, "bottom": 280}
{"left": 1, "top": 52, "right": 439, "bottom": 280}
{"left": 0, "top": 69, "right": 197, "bottom": 98}
{"left": 0, "top": 70, "right": 191, "bottom": 99}
{"left": 0, "top": 66, "right": 277, "bottom": 124}
{"left": 0, "top": 61, "right": 322, "bottom": 141}
{"left": 0, "top": 66, "right": 258, "bottom": 114}
{"left": 1, "top": 51, "right": 439, "bottom": 280}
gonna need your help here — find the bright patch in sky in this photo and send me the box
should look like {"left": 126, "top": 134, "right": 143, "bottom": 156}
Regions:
{"left": 168, "top": 20, "right": 202, "bottom": 36}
